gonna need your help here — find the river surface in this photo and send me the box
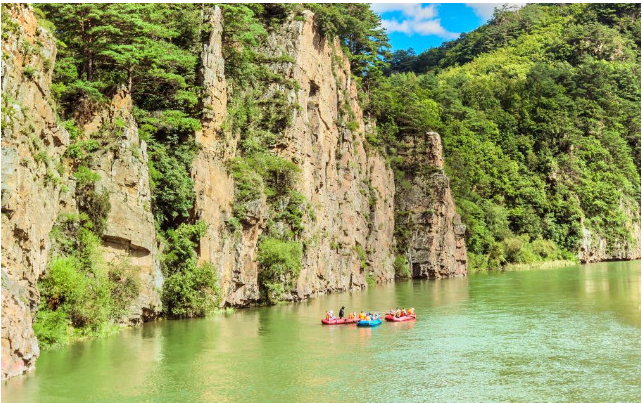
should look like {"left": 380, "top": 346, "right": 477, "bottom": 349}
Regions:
{"left": 3, "top": 260, "right": 640, "bottom": 402}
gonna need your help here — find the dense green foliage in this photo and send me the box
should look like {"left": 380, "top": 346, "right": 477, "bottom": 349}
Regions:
{"left": 160, "top": 221, "right": 220, "bottom": 318}
{"left": 36, "top": 209, "right": 140, "bottom": 348}
{"left": 393, "top": 255, "right": 411, "bottom": 279}
{"left": 34, "top": 4, "right": 220, "bottom": 320}
{"left": 257, "top": 238, "right": 303, "bottom": 303}
{"left": 37, "top": 3, "right": 204, "bottom": 231}
{"left": 369, "top": 4, "right": 641, "bottom": 271}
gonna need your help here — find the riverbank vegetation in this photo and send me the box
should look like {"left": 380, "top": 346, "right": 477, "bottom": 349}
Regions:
{"left": 35, "top": 188, "right": 140, "bottom": 348}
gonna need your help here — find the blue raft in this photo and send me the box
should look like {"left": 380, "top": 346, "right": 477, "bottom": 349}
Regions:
{"left": 357, "top": 318, "right": 382, "bottom": 327}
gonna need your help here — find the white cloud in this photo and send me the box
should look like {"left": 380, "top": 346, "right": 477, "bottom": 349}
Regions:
{"left": 465, "top": 3, "right": 526, "bottom": 21}
{"left": 373, "top": 3, "right": 458, "bottom": 39}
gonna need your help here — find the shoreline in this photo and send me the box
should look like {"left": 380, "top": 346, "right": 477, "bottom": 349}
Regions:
{"left": 502, "top": 259, "right": 579, "bottom": 272}
{"left": 470, "top": 257, "right": 642, "bottom": 275}
{"left": 469, "top": 259, "right": 578, "bottom": 274}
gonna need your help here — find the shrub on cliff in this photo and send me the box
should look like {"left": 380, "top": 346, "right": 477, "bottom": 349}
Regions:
{"left": 162, "top": 262, "right": 220, "bottom": 318}
{"left": 34, "top": 206, "right": 139, "bottom": 348}
{"left": 229, "top": 152, "right": 301, "bottom": 222}
{"left": 257, "top": 237, "right": 303, "bottom": 303}
{"left": 160, "top": 222, "right": 221, "bottom": 318}
{"left": 35, "top": 253, "right": 140, "bottom": 347}
{"left": 160, "top": 221, "right": 207, "bottom": 277}
{"left": 393, "top": 255, "right": 411, "bottom": 279}
{"left": 32, "top": 308, "right": 70, "bottom": 348}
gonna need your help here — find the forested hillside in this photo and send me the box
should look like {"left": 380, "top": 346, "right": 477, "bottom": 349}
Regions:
{"left": 374, "top": 3, "right": 641, "bottom": 270}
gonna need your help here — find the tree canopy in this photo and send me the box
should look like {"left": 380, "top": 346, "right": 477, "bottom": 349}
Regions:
{"left": 370, "top": 3, "right": 640, "bottom": 270}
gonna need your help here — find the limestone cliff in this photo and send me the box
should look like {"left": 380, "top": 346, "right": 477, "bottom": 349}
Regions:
{"left": 1, "top": 5, "right": 162, "bottom": 378}
{"left": 193, "top": 9, "right": 399, "bottom": 306}
{"left": 264, "top": 11, "right": 397, "bottom": 297}
{"left": 74, "top": 89, "right": 163, "bottom": 322}
{"left": 192, "top": 7, "right": 256, "bottom": 305}
{"left": 395, "top": 132, "right": 467, "bottom": 278}
{"left": 1, "top": 4, "right": 65, "bottom": 379}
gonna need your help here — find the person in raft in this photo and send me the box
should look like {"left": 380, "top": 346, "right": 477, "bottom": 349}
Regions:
{"left": 359, "top": 311, "right": 366, "bottom": 320}
{"left": 339, "top": 306, "right": 345, "bottom": 319}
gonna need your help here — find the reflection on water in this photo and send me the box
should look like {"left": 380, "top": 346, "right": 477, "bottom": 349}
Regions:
{"left": 3, "top": 260, "right": 640, "bottom": 403}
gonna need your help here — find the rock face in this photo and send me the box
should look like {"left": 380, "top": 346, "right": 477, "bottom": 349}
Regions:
{"left": 1, "top": 5, "right": 162, "bottom": 379}
{"left": 193, "top": 10, "right": 398, "bottom": 306}
{"left": 75, "top": 88, "right": 163, "bottom": 322}
{"left": 1, "top": 4, "right": 66, "bottom": 379}
{"left": 191, "top": 6, "right": 263, "bottom": 306}
{"left": 264, "top": 11, "right": 397, "bottom": 297}
{"left": 579, "top": 220, "right": 641, "bottom": 263}
{"left": 395, "top": 132, "right": 467, "bottom": 278}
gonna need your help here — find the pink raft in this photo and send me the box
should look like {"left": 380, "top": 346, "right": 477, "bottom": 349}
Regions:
{"left": 384, "top": 314, "right": 416, "bottom": 322}
{"left": 321, "top": 317, "right": 360, "bottom": 325}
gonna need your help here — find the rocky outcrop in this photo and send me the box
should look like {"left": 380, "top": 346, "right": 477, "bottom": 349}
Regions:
{"left": 395, "top": 132, "right": 467, "bottom": 278}
{"left": 264, "top": 11, "right": 396, "bottom": 297}
{"left": 75, "top": 88, "right": 163, "bottom": 322}
{"left": 578, "top": 218, "right": 641, "bottom": 263}
{"left": 1, "top": 5, "right": 162, "bottom": 379}
{"left": 193, "top": 9, "right": 397, "bottom": 305}
{"left": 1, "top": 4, "right": 67, "bottom": 379}
{"left": 191, "top": 7, "right": 263, "bottom": 306}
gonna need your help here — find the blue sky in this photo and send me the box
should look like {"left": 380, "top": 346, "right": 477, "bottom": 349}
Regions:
{"left": 372, "top": 3, "right": 523, "bottom": 53}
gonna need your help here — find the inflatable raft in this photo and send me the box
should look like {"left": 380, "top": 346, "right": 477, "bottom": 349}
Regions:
{"left": 384, "top": 314, "right": 416, "bottom": 322}
{"left": 357, "top": 318, "right": 382, "bottom": 327}
{"left": 321, "top": 317, "right": 360, "bottom": 325}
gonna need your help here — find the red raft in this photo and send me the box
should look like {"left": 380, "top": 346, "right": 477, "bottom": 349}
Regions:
{"left": 321, "top": 317, "right": 360, "bottom": 325}
{"left": 384, "top": 314, "right": 416, "bottom": 322}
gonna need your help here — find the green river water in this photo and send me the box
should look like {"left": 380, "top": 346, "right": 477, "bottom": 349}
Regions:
{"left": 3, "top": 260, "right": 640, "bottom": 402}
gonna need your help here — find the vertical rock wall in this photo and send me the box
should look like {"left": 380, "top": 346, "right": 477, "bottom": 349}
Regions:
{"left": 1, "top": 5, "right": 162, "bottom": 379}
{"left": 1, "top": 4, "right": 66, "bottom": 378}
{"left": 193, "top": 9, "right": 396, "bottom": 306}
{"left": 262, "top": 11, "right": 396, "bottom": 297}
{"left": 395, "top": 132, "right": 467, "bottom": 278}
{"left": 75, "top": 89, "right": 163, "bottom": 322}
{"left": 191, "top": 7, "right": 265, "bottom": 306}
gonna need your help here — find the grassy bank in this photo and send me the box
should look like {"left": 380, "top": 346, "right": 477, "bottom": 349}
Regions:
{"left": 469, "top": 259, "right": 578, "bottom": 274}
